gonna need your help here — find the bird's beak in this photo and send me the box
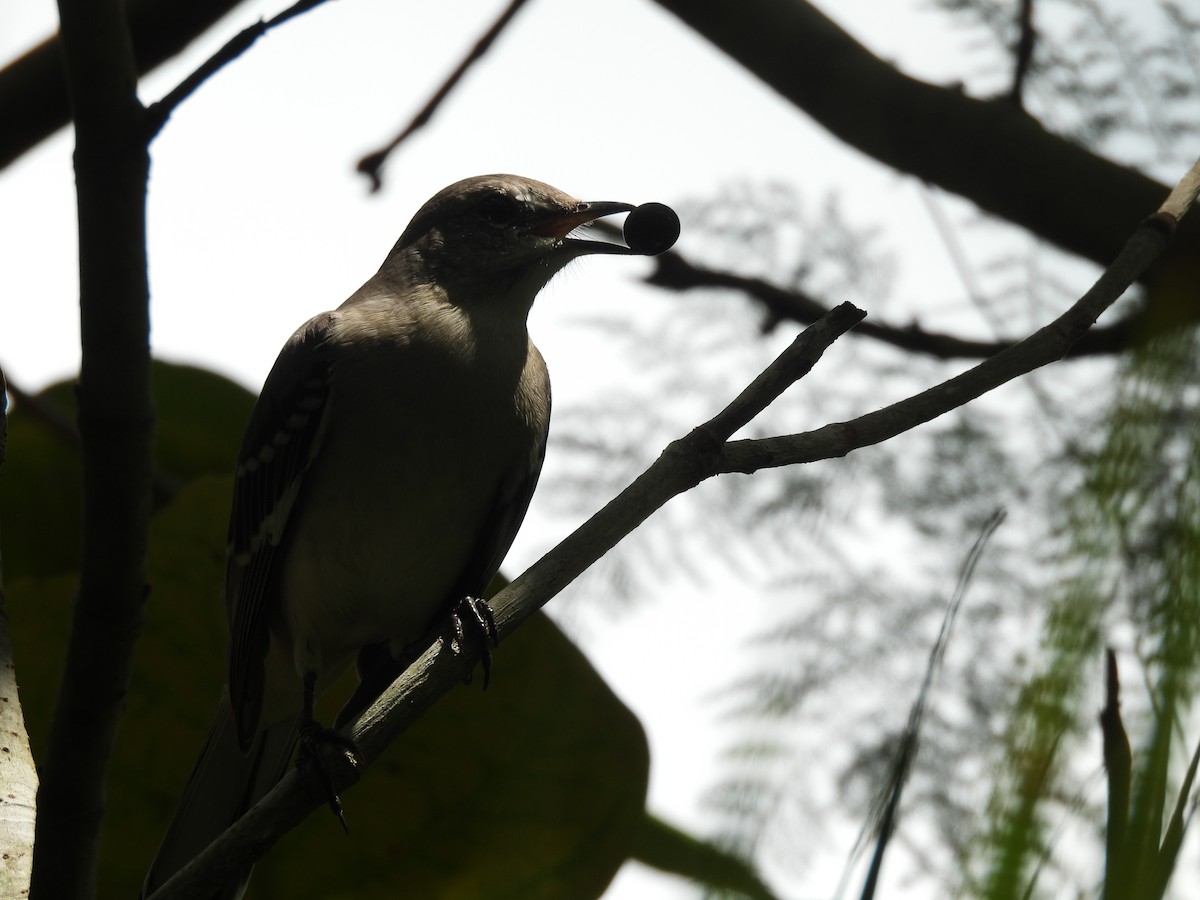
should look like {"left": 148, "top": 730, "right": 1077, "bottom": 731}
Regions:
{"left": 534, "top": 201, "right": 639, "bottom": 256}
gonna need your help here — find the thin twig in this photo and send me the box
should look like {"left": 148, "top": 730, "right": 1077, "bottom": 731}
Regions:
{"left": 355, "top": 0, "right": 531, "bottom": 192}
{"left": 144, "top": 0, "right": 333, "bottom": 139}
{"left": 917, "top": 182, "right": 1072, "bottom": 445}
{"left": 1160, "top": 156, "right": 1200, "bottom": 220}
{"left": 703, "top": 307, "right": 863, "bottom": 441}
{"left": 644, "top": 249, "right": 1133, "bottom": 359}
{"left": 718, "top": 169, "right": 1198, "bottom": 475}
{"left": 851, "top": 509, "right": 1006, "bottom": 900}
{"left": 1154, "top": 717, "right": 1200, "bottom": 895}
{"left": 1009, "top": 0, "right": 1036, "bottom": 106}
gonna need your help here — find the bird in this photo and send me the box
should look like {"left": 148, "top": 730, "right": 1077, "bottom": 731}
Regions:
{"left": 141, "top": 174, "right": 652, "bottom": 899}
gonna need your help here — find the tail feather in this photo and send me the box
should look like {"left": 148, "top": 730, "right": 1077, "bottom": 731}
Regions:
{"left": 142, "top": 692, "right": 298, "bottom": 900}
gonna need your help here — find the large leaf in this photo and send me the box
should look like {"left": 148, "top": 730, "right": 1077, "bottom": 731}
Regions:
{"left": 0, "top": 360, "right": 254, "bottom": 580}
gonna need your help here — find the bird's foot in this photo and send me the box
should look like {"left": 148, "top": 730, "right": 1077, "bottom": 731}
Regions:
{"left": 451, "top": 596, "right": 499, "bottom": 688}
{"left": 297, "top": 721, "right": 361, "bottom": 833}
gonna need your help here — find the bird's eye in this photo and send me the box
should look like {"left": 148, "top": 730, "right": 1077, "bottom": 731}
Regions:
{"left": 481, "top": 194, "right": 518, "bottom": 227}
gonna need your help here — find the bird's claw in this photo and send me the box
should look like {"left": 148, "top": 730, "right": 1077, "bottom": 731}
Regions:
{"left": 452, "top": 596, "right": 499, "bottom": 688}
{"left": 297, "top": 722, "right": 360, "bottom": 833}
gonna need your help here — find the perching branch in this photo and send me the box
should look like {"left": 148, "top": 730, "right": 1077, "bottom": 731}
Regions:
{"left": 145, "top": 154, "right": 1200, "bottom": 900}
{"left": 355, "top": 0, "right": 531, "bottom": 191}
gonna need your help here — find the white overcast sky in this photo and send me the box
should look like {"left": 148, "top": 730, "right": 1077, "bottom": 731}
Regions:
{"left": 0, "top": 1, "right": 1115, "bottom": 897}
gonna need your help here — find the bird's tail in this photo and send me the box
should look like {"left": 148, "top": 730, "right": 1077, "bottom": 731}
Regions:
{"left": 141, "top": 691, "right": 298, "bottom": 900}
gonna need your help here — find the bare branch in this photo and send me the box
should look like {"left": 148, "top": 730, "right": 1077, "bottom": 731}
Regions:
{"left": 1009, "top": 0, "right": 1036, "bottom": 106}
{"left": 719, "top": 194, "right": 1191, "bottom": 475}
{"left": 356, "top": 0, "right": 531, "bottom": 191}
{"left": 644, "top": 248, "right": 1133, "bottom": 359}
{"left": 145, "top": 0, "right": 332, "bottom": 138}
{"left": 1160, "top": 157, "right": 1200, "bottom": 220}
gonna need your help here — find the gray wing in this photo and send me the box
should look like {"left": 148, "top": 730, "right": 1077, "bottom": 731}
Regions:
{"left": 226, "top": 312, "right": 339, "bottom": 750}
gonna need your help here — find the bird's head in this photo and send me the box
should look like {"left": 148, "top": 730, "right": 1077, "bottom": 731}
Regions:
{"left": 384, "top": 174, "right": 649, "bottom": 311}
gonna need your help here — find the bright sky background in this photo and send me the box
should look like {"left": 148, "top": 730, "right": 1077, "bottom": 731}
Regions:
{"left": 0, "top": 1, "right": 1148, "bottom": 896}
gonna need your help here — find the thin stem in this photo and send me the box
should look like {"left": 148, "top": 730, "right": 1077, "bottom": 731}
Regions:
{"left": 355, "top": 0, "right": 531, "bottom": 191}
{"left": 144, "top": 0, "right": 332, "bottom": 139}
{"left": 720, "top": 207, "right": 1186, "bottom": 475}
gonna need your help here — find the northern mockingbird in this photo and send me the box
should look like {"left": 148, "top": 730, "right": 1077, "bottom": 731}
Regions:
{"left": 143, "top": 175, "right": 671, "bottom": 899}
